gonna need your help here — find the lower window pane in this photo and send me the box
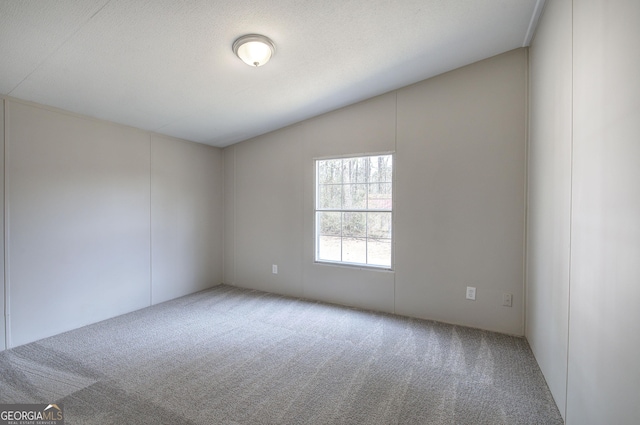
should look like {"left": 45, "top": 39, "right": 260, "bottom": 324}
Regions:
{"left": 343, "top": 212, "right": 366, "bottom": 237}
{"left": 367, "top": 212, "right": 391, "bottom": 239}
{"left": 318, "top": 211, "right": 341, "bottom": 236}
{"left": 318, "top": 236, "right": 342, "bottom": 261}
{"left": 343, "top": 237, "right": 366, "bottom": 264}
{"left": 367, "top": 239, "right": 391, "bottom": 267}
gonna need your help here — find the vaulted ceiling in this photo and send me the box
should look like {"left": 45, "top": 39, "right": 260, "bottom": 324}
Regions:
{"left": 0, "top": 0, "right": 545, "bottom": 147}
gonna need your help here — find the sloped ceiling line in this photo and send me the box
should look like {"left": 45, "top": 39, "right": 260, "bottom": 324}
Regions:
{"left": 0, "top": 0, "right": 544, "bottom": 147}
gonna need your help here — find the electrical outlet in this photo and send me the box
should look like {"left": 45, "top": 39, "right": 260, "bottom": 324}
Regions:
{"left": 502, "top": 293, "right": 513, "bottom": 307}
{"left": 466, "top": 286, "right": 476, "bottom": 300}
{"left": 272, "top": 264, "right": 278, "bottom": 274}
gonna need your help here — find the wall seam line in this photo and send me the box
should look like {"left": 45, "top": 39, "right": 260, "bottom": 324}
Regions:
{"left": 523, "top": 47, "right": 530, "bottom": 337}
{"left": 300, "top": 140, "right": 304, "bottom": 299}
{"left": 222, "top": 150, "right": 225, "bottom": 285}
{"left": 149, "top": 135, "right": 153, "bottom": 306}
{"left": 393, "top": 90, "right": 398, "bottom": 315}
{"left": 564, "top": 0, "right": 574, "bottom": 420}
{"left": 3, "top": 100, "right": 10, "bottom": 349}
{"left": 233, "top": 147, "right": 237, "bottom": 287}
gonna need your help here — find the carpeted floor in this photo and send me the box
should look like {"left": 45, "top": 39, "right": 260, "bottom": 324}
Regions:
{"left": 0, "top": 284, "right": 563, "bottom": 424}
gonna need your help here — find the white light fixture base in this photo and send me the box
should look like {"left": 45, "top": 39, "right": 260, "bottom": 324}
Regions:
{"left": 232, "top": 34, "right": 276, "bottom": 67}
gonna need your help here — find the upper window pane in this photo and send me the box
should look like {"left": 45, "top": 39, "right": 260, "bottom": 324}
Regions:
{"left": 343, "top": 157, "right": 368, "bottom": 183}
{"left": 318, "top": 184, "right": 342, "bottom": 209}
{"left": 368, "top": 155, "right": 393, "bottom": 183}
{"left": 367, "top": 182, "right": 392, "bottom": 210}
{"left": 343, "top": 184, "right": 367, "bottom": 210}
{"left": 318, "top": 159, "right": 343, "bottom": 184}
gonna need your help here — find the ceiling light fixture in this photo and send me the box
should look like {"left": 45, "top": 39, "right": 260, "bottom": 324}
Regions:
{"left": 232, "top": 34, "right": 276, "bottom": 67}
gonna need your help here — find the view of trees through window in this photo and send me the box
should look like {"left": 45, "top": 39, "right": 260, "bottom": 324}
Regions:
{"left": 315, "top": 154, "right": 393, "bottom": 268}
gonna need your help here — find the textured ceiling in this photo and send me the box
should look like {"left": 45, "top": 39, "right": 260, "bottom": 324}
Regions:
{"left": 0, "top": 0, "right": 545, "bottom": 147}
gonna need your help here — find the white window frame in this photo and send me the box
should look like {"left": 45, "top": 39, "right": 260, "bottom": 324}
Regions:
{"left": 314, "top": 153, "right": 394, "bottom": 270}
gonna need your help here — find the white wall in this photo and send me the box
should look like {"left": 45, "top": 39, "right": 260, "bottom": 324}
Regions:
{"left": 224, "top": 48, "right": 527, "bottom": 335}
{"left": 569, "top": 0, "right": 640, "bottom": 423}
{"left": 2, "top": 98, "right": 223, "bottom": 348}
{"left": 526, "top": 0, "right": 572, "bottom": 418}
{"left": 150, "top": 134, "right": 223, "bottom": 304}
{"left": 235, "top": 125, "right": 306, "bottom": 298}
{"left": 528, "top": 0, "right": 640, "bottom": 423}
{"left": 395, "top": 49, "right": 527, "bottom": 335}
{"left": 0, "top": 99, "right": 4, "bottom": 351}
{"left": 6, "top": 101, "right": 151, "bottom": 347}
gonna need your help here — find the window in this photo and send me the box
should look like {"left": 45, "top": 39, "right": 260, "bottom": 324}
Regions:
{"left": 315, "top": 154, "right": 393, "bottom": 269}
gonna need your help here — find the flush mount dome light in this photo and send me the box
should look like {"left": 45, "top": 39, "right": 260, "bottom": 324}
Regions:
{"left": 232, "top": 34, "right": 276, "bottom": 67}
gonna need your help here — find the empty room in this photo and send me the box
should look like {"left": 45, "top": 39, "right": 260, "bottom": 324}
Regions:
{"left": 0, "top": 0, "right": 638, "bottom": 424}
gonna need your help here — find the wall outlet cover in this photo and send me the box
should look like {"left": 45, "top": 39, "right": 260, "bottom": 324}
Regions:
{"left": 466, "top": 286, "right": 476, "bottom": 300}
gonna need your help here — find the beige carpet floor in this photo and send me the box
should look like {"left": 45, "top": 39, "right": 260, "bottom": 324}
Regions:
{"left": 0, "top": 284, "right": 563, "bottom": 424}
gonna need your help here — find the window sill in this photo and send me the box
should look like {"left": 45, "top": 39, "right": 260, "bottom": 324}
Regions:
{"left": 314, "top": 260, "right": 394, "bottom": 272}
